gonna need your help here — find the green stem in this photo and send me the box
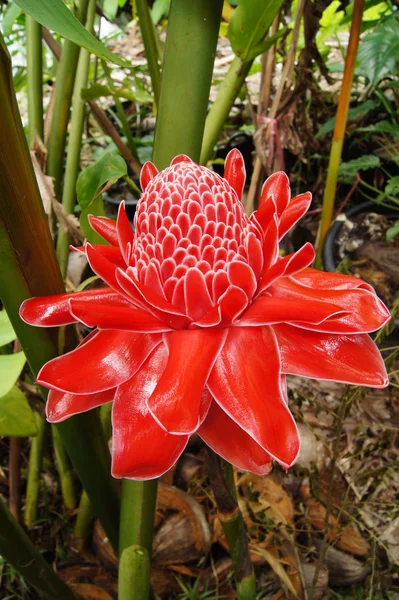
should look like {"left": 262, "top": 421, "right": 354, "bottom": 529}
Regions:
{"left": 52, "top": 425, "right": 77, "bottom": 509}
{"left": 152, "top": 0, "right": 224, "bottom": 168}
{"left": 56, "top": 0, "right": 97, "bottom": 278}
{"left": 74, "top": 490, "right": 95, "bottom": 550}
{"left": 0, "top": 495, "right": 81, "bottom": 599}
{"left": 102, "top": 60, "right": 138, "bottom": 158}
{"left": 200, "top": 56, "right": 252, "bottom": 164}
{"left": 24, "top": 412, "right": 47, "bottom": 528}
{"left": 119, "top": 480, "right": 158, "bottom": 555}
{"left": 315, "top": 0, "right": 365, "bottom": 266}
{"left": 46, "top": 0, "right": 90, "bottom": 196}
{"left": 26, "top": 16, "right": 43, "bottom": 145}
{"left": 135, "top": 0, "right": 161, "bottom": 106}
{"left": 123, "top": 174, "right": 141, "bottom": 195}
{"left": 0, "top": 31, "right": 120, "bottom": 553}
{"left": 118, "top": 479, "right": 158, "bottom": 600}
{"left": 207, "top": 450, "right": 256, "bottom": 599}
{"left": 73, "top": 403, "right": 111, "bottom": 548}
{"left": 119, "top": 545, "right": 151, "bottom": 600}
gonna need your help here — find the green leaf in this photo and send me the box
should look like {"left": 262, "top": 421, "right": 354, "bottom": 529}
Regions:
{"left": 2, "top": 1, "right": 22, "bottom": 37}
{"left": 13, "top": 0, "right": 130, "bottom": 68}
{"left": 0, "top": 309, "right": 17, "bottom": 347}
{"left": 356, "top": 15, "right": 399, "bottom": 86}
{"left": 81, "top": 83, "right": 112, "bottom": 102}
{"left": 385, "top": 176, "right": 399, "bottom": 197}
{"left": 80, "top": 196, "right": 107, "bottom": 244}
{"left": 82, "top": 81, "right": 152, "bottom": 104}
{"left": 0, "top": 386, "right": 38, "bottom": 437}
{"left": 228, "top": 0, "right": 284, "bottom": 62}
{"left": 357, "top": 120, "right": 399, "bottom": 141}
{"left": 0, "top": 352, "right": 26, "bottom": 397}
{"left": 246, "top": 26, "right": 288, "bottom": 62}
{"left": 103, "top": 0, "right": 119, "bottom": 20}
{"left": 338, "top": 155, "right": 381, "bottom": 183}
{"left": 76, "top": 152, "right": 127, "bottom": 209}
{"left": 151, "top": 0, "right": 170, "bottom": 25}
{"left": 316, "top": 100, "right": 377, "bottom": 139}
{"left": 386, "top": 221, "right": 399, "bottom": 243}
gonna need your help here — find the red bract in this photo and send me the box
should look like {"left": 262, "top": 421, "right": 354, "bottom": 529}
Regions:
{"left": 20, "top": 151, "right": 390, "bottom": 480}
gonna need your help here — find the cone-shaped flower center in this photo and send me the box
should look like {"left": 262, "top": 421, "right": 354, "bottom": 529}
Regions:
{"left": 132, "top": 159, "right": 263, "bottom": 321}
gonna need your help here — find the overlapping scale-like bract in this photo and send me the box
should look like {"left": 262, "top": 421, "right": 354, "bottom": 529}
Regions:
{"left": 19, "top": 150, "right": 390, "bottom": 480}
{"left": 132, "top": 157, "right": 263, "bottom": 322}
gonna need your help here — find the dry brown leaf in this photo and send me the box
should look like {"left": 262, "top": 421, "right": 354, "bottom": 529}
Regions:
{"left": 305, "top": 497, "right": 370, "bottom": 557}
{"left": 153, "top": 484, "right": 211, "bottom": 565}
{"left": 240, "top": 474, "right": 295, "bottom": 526}
{"left": 30, "top": 151, "right": 83, "bottom": 244}
{"left": 71, "top": 584, "right": 113, "bottom": 600}
{"left": 251, "top": 546, "right": 301, "bottom": 599}
{"left": 313, "top": 539, "right": 370, "bottom": 587}
{"left": 301, "top": 562, "right": 329, "bottom": 600}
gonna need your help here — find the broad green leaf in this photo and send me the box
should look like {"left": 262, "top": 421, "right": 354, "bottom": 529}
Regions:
{"left": 103, "top": 0, "right": 119, "bottom": 20}
{"left": 356, "top": 15, "right": 399, "bottom": 86}
{"left": 76, "top": 152, "right": 127, "bottom": 209}
{"left": 136, "top": 134, "right": 154, "bottom": 164}
{"left": 386, "top": 221, "right": 399, "bottom": 243}
{"left": 0, "top": 309, "right": 17, "bottom": 347}
{"left": 81, "top": 83, "right": 112, "bottom": 102}
{"left": 246, "top": 26, "right": 287, "bottom": 62}
{"left": 14, "top": 0, "right": 130, "bottom": 67}
{"left": 228, "top": 0, "right": 284, "bottom": 62}
{"left": 317, "top": 0, "right": 345, "bottom": 50}
{"left": 357, "top": 120, "right": 399, "bottom": 141}
{"left": 151, "top": 0, "right": 170, "bottom": 25}
{"left": 338, "top": 155, "right": 381, "bottom": 183}
{"left": 316, "top": 100, "right": 377, "bottom": 139}
{"left": 0, "top": 386, "right": 38, "bottom": 437}
{"left": 80, "top": 196, "right": 107, "bottom": 244}
{"left": 82, "top": 81, "right": 152, "bottom": 104}
{"left": 0, "top": 352, "right": 26, "bottom": 397}
{"left": 385, "top": 176, "right": 399, "bottom": 198}
{"left": 2, "top": 1, "right": 22, "bottom": 37}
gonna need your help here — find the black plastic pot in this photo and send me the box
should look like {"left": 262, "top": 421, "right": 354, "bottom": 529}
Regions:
{"left": 322, "top": 200, "right": 399, "bottom": 272}
{"left": 322, "top": 200, "right": 399, "bottom": 330}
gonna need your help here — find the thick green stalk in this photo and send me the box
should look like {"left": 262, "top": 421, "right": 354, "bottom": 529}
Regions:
{"left": 119, "top": 545, "right": 151, "bottom": 600}
{"left": 52, "top": 426, "right": 77, "bottom": 509}
{"left": 152, "top": 0, "right": 224, "bottom": 168}
{"left": 200, "top": 56, "right": 252, "bottom": 164}
{"left": 119, "top": 480, "right": 158, "bottom": 600}
{"left": 0, "top": 495, "right": 81, "bottom": 599}
{"left": 46, "top": 0, "right": 90, "bottom": 195}
{"left": 56, "top": 0, "right": 96, "bottom": 277}
{"left": 26, "top": 16, "right": 76, "bottom": 520}
{"left": 26, "top": 16, "right": 43, "bottom": 145}
{"left": 0, "top": 33, "right": 119, "bottom": 553}
{"left": 119, "top": 480, "right": 158, "bottom": 556}
{"left": 207, "top": 451, "right": 256, "bottom": 599}
{"left": 135, "top": 0, "right": 161, "bottom": 106}
{"left": 315, "top": 0, "right": 365, "bottom": 266}
{"left": 24, "top": 412, "right": 47, "bottom": 527}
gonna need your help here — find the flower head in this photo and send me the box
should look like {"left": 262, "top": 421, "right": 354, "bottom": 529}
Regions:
{"left": 20, "top": 151, "right": 390, "bottom": 479}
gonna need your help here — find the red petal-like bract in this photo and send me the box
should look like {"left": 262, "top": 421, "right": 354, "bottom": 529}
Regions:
{"left": 112, "top": 344, "right": 188, "bottom": 480}
{"left": 21, "top": 151, "right": 389, "bottom": 480}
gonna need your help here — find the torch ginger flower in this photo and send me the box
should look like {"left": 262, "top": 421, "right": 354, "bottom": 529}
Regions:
{"left": 20, "top": 151, "right": 390, "bottom": 479}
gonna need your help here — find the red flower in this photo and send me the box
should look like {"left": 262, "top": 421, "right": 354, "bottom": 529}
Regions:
{"left": 20, "top": 151, "right": 390, "bottom": 480}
